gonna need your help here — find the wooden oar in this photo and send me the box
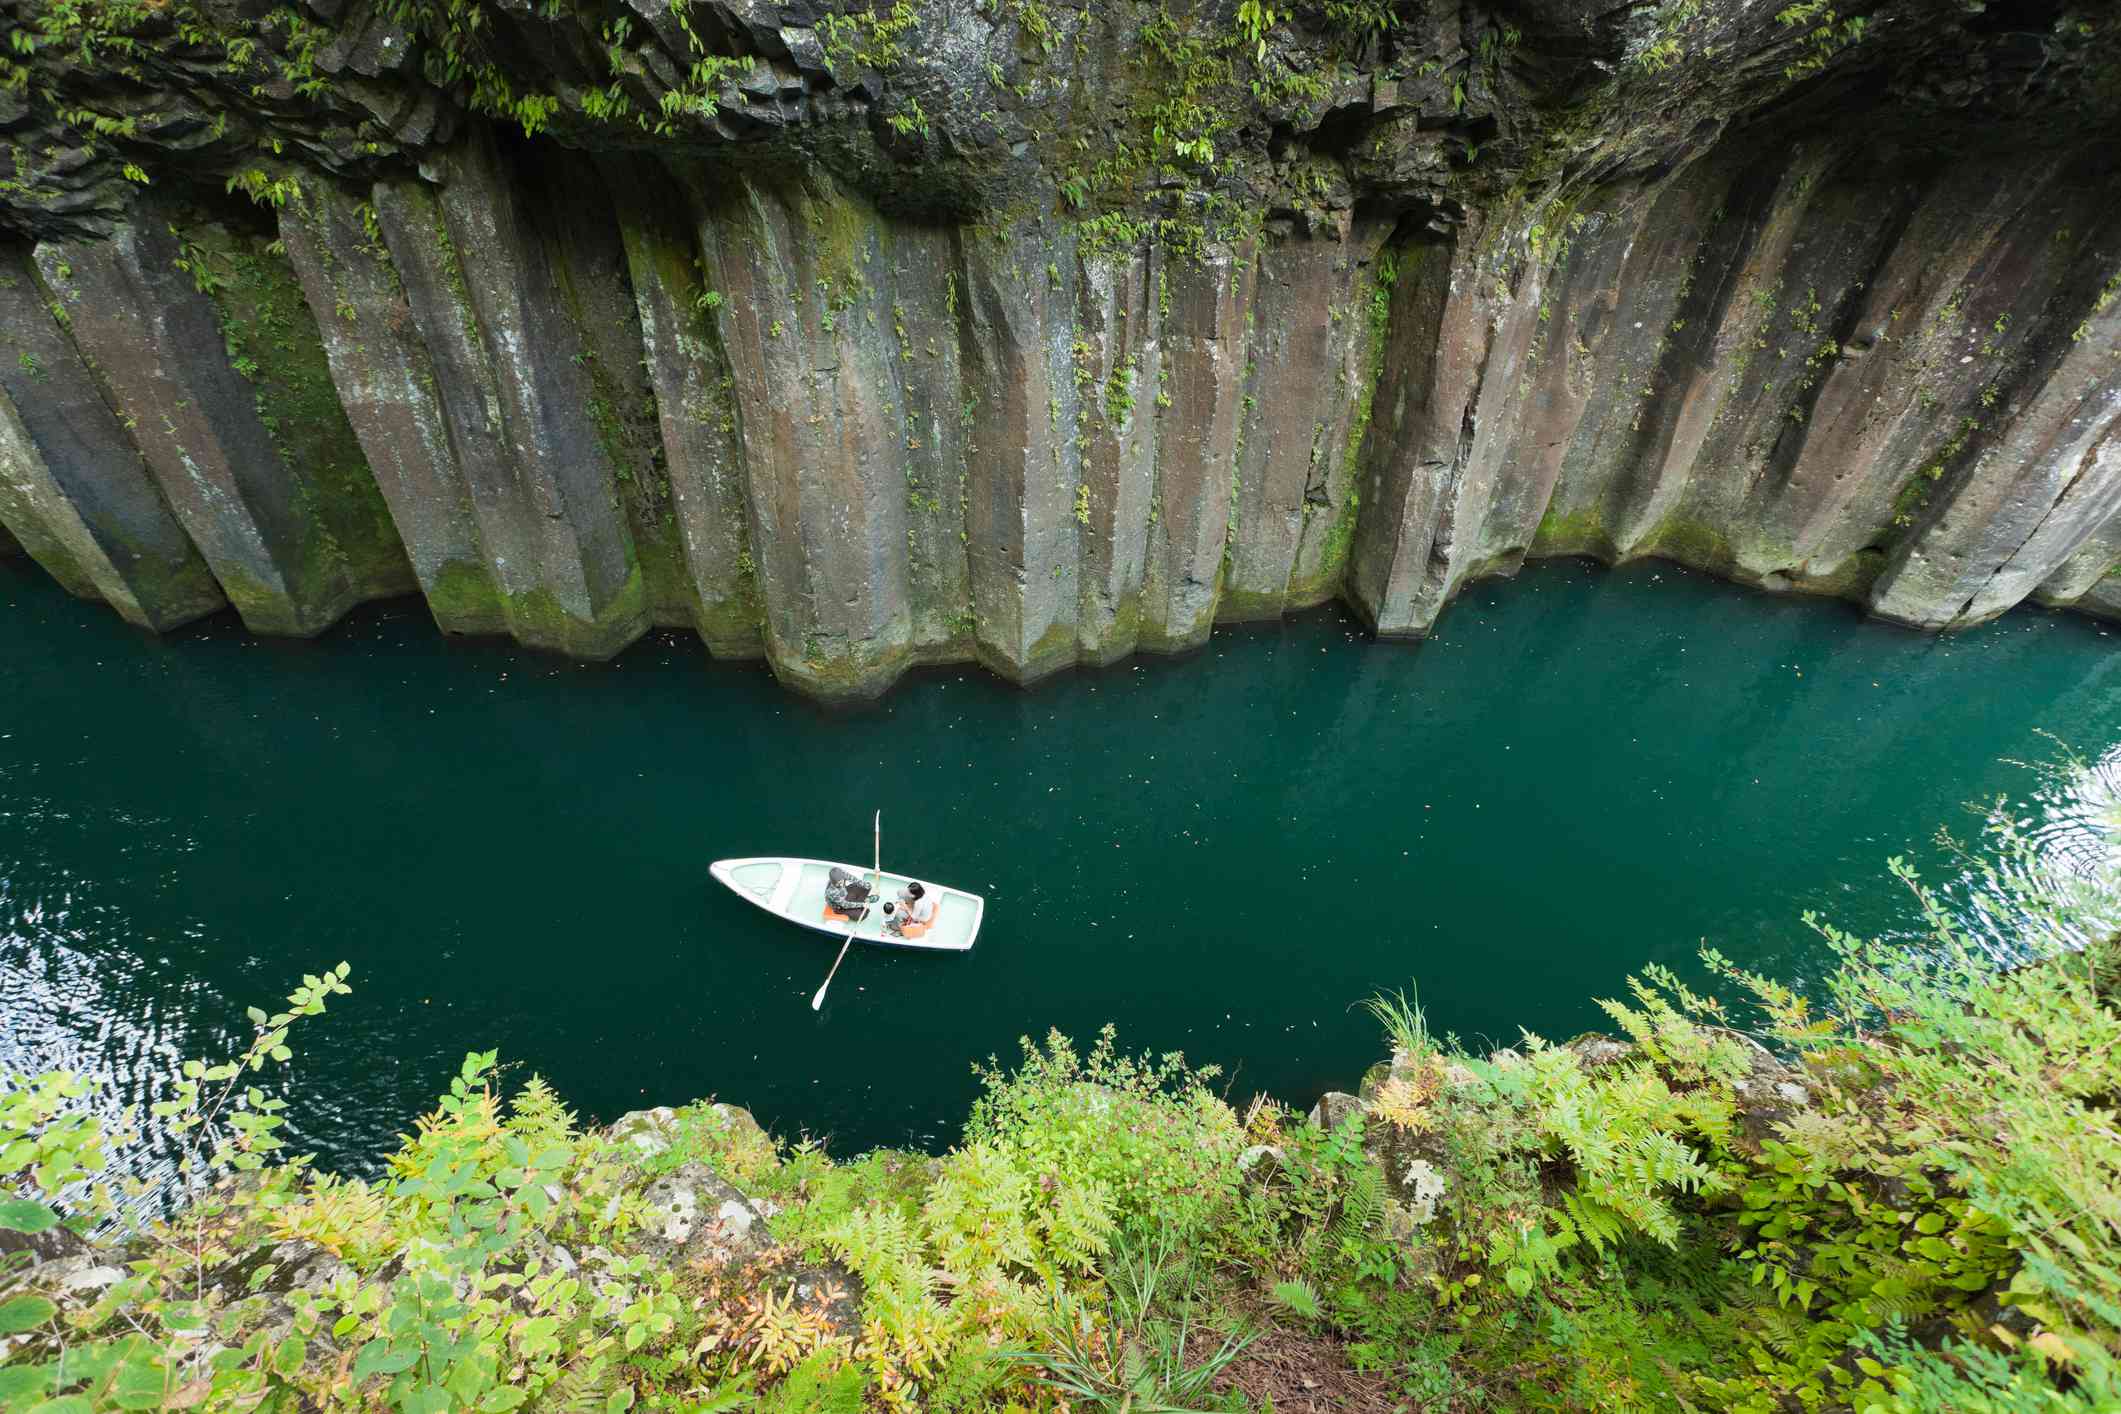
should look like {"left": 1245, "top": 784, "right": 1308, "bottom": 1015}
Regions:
{"left": 811, "top": 810, "right": 878, "bottom": 1012}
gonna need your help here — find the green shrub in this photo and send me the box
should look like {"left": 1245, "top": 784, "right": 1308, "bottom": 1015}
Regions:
{"left": 8, "top": 763, "right": 2121, "bottom": 1411}
{"left": 965, "top": 1026, "right": 1244, "bottom": 1243}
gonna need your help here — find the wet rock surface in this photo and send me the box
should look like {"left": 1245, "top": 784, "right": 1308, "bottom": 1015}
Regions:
{"left": 0, "top": 0, "right": 2114, "bottom": 693}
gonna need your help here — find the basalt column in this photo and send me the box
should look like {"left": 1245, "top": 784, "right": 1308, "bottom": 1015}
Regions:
{"left": 696, "top": 176, "right": 919, "bottom": 700}
{"left": 1863, "top": 167, "right": 2121, "bottom": 629}
{"left": 1748, "top": 154, "right": 2091, "bottom": 600}
{"left": 536, "top": 150, "right": 695, "bottom": 633}
{"left": 883, "top": 224, "right": 976, "bottom": 663}
{"left": 34, "top": 211, "right": 412, "bottom": 635}
{"left": 1344, "top": 216, "right": 1501, "bottom": 637}
{"left": 1071, "top": 244, "right": 1160, "bottom": 664}
{"left": 1635, "top": 142, "right": 1924, "bottom": 595}
{"left": 1525, "top": 158, "right": 1741, "bottom": 567}
{"left": 0, "top": 245, "right": 224, "bottom": 628}
{"left": 1454, "top": 187, "right": 1645, "bottom": 579}
{"left": 278, "top": 183, "right": 506, "bottom": 634}
{"left": 1222, "top": 223, "right": 1386, "bottom": 620}
{"left": 609, "top": 161, "right": 764, "bottom": 658}
{"left": 2038, "top": 509, "right": 2121, "bottom": 620}
{"left": 957, "top": 224, "right": 1088, "bottom": 683}
{"left": 1590, "top": 151, "right": 1784, "bottom": 561}
{"left": 1140, "top": 244, "right": 1254, "bottom": 652}
{"left": 373, "top": 128, "right": 649, "bottom": 658}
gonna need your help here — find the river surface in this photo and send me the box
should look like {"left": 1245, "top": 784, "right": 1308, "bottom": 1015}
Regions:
{"left": 4, "top": 555, "right": 2120, "bottom": 1180}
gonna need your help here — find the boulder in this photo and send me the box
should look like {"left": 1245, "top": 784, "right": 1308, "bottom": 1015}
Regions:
{"left": 1237, "top": 1143, "right": 1287, "bottom": 1185}
{"left": 12, "top": 1246, "right": 127, "bottom": 1302}
{"left": 0, "top": 1218, "right": 93, "bottom": 1267}
{"left": 605, "top": 1101, "right": 771, "bottom": 1172}
{"left": 636, "top": 1162, "right": 773, "bottom": 1270}
{"left": 204, "top": 1238, "right": 353, "bottom": 1306}
{"left": 1564, "top": 1035, "right": 1636, "bottom": 1069}
{"left": 607, "top": 1105, "right": 682, "bottom": 1160}
{"left": 1306, "top": 1091, "right": 1367, "bottom": 1132}
{"left": 1726, "top": 1038, "right": 1813, "bottom": 1157}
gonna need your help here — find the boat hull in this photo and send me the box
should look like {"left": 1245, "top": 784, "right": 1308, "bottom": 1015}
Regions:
{"left": 709, "top": 857, "right": 983, "bottom": 952}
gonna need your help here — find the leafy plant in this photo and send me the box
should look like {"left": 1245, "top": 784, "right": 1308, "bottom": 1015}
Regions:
{"left": 999, "top": 1224, "right": 1251, "bottom": 1413}
{"left": 1270, "top": 1278, "right": 1321, "bottom": 1320}
{"left": 1359, "top": 983, "right": 1433, "bottom": 1060}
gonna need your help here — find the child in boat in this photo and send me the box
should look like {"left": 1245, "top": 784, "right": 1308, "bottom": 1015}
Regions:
{"left": 886, "top": 882, "right": 936, "bottom": 936}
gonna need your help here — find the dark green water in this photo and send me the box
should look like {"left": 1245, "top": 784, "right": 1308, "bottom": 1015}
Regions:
{"left": 5, "top": 555, "right": 2119, "bottom": 1181}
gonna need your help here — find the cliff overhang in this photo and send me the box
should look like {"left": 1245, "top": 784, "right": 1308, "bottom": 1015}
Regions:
{"left": 0, "top": 0, "right": 2116, "bottom": 696}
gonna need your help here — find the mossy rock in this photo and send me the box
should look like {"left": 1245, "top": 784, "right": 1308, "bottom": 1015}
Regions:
{"left": 175, "top": 214, "right": 414, "bottom": 605}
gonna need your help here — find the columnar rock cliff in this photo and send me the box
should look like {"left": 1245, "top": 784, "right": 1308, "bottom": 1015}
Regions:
{"left": 0, "top": 0, "right": 2114, "bottom": 696}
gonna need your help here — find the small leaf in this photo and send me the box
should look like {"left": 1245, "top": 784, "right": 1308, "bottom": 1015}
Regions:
{"left": 2027, "top": 1331, "right": 2074, "bottom": 1363}
{"left": 0, "top": 1198, "right": 60, "bottom": 1233}
{"left": 109, "top": 1348, "right": 174, "bottom": 1411}
{"left": 162, "top": 1378, "right": 214, "bottom": 1410}
{"left": 0, "top": 1365, "right": 53, "bottom": 1401}
{"left": 0, "top": 1294, "right": 57, "bottom": 1335}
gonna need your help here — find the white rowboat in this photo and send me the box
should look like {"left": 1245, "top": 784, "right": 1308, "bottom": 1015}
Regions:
{"left": 709, "top": 857, "right": 984, "bottom": 953}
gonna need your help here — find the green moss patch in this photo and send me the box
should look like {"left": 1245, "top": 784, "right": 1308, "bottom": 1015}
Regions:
{"left": 176, "top": 215, "right": 415, "bottom": 604}
{"left": 422, "top": 556, "right": 509, "bottom": 635}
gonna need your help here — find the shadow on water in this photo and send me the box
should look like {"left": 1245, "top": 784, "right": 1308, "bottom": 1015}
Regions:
{"left": 3, "top": 551, "right": 2119, "bottom": 1180}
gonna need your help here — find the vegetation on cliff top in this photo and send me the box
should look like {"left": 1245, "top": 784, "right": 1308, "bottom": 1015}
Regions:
{"left": 5, "top": 768, "right": 2121, "bottom": 1411}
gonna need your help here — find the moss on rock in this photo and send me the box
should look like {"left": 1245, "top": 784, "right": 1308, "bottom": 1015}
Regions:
{"left": 176, "top": 214, "right": 415, "bottom": 606}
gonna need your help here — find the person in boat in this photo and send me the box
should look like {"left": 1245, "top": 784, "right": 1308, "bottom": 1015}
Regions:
{"left": 886, "top": 881, "right": 936, "bottom": 937}
{"left": 824, "top": 866, "right": 872, "bottom": 922}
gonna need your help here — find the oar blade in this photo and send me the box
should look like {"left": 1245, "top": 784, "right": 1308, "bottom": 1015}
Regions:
{"left": 812, "top": 930, "right": 857, "bottom": 1011}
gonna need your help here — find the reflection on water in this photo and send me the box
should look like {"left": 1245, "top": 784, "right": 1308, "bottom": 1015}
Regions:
{"left": 2021, "top": 741, "right": 2121, "bottom": 882}
{"left": 0, "top": 784, "right": 205, "bottom": 1203}
{"left": 4, "top": 554, "right": 2121, "bottom": 1179}
{"left": 1931, "top": 743, "right": 2121, "bottom": 965}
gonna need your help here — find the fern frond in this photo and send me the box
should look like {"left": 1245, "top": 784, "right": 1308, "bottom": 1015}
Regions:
{"left": 1271, "top": 1277, "right": 1321, "bottom": 1320}
{"left": 506, "top": 1073, "right": 578, "bottom": 1146}
{"left": 1331, "top": 1159, "right": 1385, "bottom": 1247}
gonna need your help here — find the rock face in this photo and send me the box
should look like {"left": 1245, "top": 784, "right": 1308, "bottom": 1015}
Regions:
{"left": 0, "top": 246, "right": 225, "bottom": 629}
{"left": 29, "top": 215, "right": 413, "bottom": 635}
{"left": 0, "top": 0, "right": 2115, "bottom": 695}
{"left": 1346, "top": 146, "right": 2121, "bottom": 639}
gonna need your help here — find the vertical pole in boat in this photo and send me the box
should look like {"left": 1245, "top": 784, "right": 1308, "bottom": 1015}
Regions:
{"left": 811, "top": 811, "right": 877, "bottom": 1012}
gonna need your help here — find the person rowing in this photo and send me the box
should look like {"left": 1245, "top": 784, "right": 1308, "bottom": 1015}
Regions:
{"left": 823, "top": 866, "right": 872, "bottom": 922}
